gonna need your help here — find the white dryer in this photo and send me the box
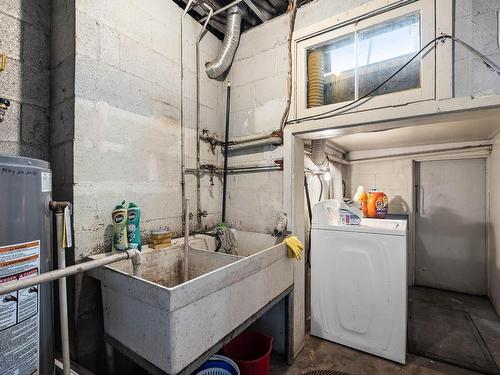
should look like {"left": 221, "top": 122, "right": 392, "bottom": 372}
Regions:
{"left": 310, "top": 201, "right": 407, "bottom": 364}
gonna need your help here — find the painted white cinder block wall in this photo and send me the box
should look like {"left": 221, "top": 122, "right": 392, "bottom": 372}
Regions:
{"left": 226, "top": 0, "right": 500, "bottom": 356}
{"left": 226, "top": 0, "right": 373, "bottom": 233}
{"left": 227, "top": 0, "right": 500, "bottom": 234}
{"left": 454, "top": 1, "right": 500, "bottom": 97}
{"left": 72, "top": 0, "right": 225, "bottom": 260}
{"left": 65, "top": 2, "right": 225, "bottom": 367}
{"left": 488, "top": 133, "right": 500, "bottom": 314}
{"left": 0, "top": 1, "right": 51, "bottom": 160}
{"left": 346, "top": 159, "right": 413, "bottom": 214}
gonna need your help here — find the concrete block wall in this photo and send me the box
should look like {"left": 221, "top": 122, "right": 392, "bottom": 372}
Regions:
{"left": 0, "top": 0, "right": 51, "bottom": 160}
{"left": 226, "top": 0, "right": 500, "bottom": 233}
{"left": 454, "top": 1, "right": 500, "bottom": 97}
{"left": 225, "top": 11, "right": 288, "bottom": 233}
{"left": 345, "top": 159, "right": 413, "bottom": 214}
{"left": 225, "top": 0, "right": 371, "bottom": 233}
{"left": 50, "top": 0, "right": 75, "bottom": 204}
{"left": 48, "top": 1, "right": 225, "bottom": 370}
{"left": 72, "top": 0, "right": 224, "bottom": 260}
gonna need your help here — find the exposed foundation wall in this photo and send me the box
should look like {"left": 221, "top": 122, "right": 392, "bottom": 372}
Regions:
{"left": 0, "top": 0, "right": 51, "bottom": 160}
{"left": 72, "top": 0, "right": 224, "bottom": 260}
{"left": 227, "top": 0, "right": 500, "bottom": 234}
{"left": 50, "top": 0, "right": 75, "bottom": 205}
{"left": 227, "top": 0, "right": 372, "bottom": 233}
{"left": 454, "top": 0, "right": 500, "bottom": 97}
{"left": 345, "top": 159, "right": 413, "bottom": 214}
{"left": 58, "top": 1, "right": 225, "bottom": 369}
{"left": 488, "top": 133, "right": 500, "bottom": 314}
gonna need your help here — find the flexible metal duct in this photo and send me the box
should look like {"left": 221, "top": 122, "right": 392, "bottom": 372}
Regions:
{"left": 307, "top": 50, "right": 325, "bottom": 108}
{"left": 311, "top": 139, "right": 328, "bottom": 167}
{"left": 307, "top": 50, "right": 328, "bottom": 167}
{"left": 206, "top": 5, "right": 245, "bottom": 79}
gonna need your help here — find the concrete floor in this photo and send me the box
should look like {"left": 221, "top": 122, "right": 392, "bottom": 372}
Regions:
{"left": 271, "top": 286, "right": 500, "bottom": 375}
{"left": 409, "top": 286, "right": 500, "bottom": 374}
{"left": 271, "top": 335, "right": 481, "bottom": 374}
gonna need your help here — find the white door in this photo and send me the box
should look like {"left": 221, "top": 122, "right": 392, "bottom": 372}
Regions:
{"left": 415, "top": 159, "right": 487, "bottom": 295}
{"left": 310, "top": 228, "right": 407, "bottom": 364}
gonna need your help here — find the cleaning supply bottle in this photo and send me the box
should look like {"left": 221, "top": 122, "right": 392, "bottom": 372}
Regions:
{"left": 367, "top": 191, "right": 389, "bottom": 219}
{"left": 127, "top": 202, "right": 142, "bottom": 251}
{"left": 112, "top": 201, "right": 128, "bottom": 252}
{"left": 353, "top": 185, "right": 368, "bottom": 217}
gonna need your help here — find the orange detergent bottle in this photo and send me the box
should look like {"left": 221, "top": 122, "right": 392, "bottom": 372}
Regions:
{"left": 367, "top": 191, "right": 389, "bottom": 219}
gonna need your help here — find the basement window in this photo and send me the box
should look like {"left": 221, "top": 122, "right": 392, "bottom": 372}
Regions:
{"left": 296, "top": 0, "right": 436, "bottom": 117}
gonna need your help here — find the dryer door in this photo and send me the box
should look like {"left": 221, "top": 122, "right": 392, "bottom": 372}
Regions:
{"left": 310, "top": 228, "right": 407, "bottom": 364}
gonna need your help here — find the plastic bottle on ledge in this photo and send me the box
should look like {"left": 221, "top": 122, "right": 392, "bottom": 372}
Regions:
{"left": 353, "top": 185, "right": 368, "bottom": 218}
{"left": 127, "top": 202, "right": 142, "bottom": 251}
{"left": 112, "top": 201, "right": 128, "bottom": 252}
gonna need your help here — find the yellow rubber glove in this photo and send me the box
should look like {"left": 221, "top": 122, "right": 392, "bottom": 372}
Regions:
{"left": 284, "top": 236, "right": 304, "bottom": 260}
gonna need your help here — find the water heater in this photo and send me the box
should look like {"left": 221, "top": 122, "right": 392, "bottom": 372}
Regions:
{"left": 0, "top": 155, "right": 54, "bottom": 374}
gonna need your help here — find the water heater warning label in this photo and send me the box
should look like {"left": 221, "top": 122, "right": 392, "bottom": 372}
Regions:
{"left": 0, "top": 241, "right": 40, "bottom": 375}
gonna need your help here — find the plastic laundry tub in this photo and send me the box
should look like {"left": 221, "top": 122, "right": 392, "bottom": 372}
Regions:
{"left": 223, "top": 331, "right": 273, "bottom": 375}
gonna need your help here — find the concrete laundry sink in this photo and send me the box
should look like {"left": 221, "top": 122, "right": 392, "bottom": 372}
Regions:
{"left": 89, "top": 233, "right": 293, "bottom": 374}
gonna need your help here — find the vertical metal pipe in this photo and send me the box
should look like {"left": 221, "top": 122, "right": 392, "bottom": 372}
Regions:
{"left": 196, "top": 4, "right": 214, "bottom": 231}
{"left": 221, "top": 83, "right": 231, "bottom": 223}
{"left": 181, "top": 0, "right": 196, "bottom": 238}
{"left": 55, "top": 211, "right": 70, "bottom": 375}
{"left": 184, "top": 198, "right": 190, "bottom": 282}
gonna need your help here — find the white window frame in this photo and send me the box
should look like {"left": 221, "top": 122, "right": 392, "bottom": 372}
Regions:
{"left": 295, "top": 0, "right": 436, "bottom": 119}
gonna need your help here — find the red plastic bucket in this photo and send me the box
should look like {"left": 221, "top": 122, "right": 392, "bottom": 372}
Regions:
{"left": 223, "top": 331, "right": 274, "bottom": 375}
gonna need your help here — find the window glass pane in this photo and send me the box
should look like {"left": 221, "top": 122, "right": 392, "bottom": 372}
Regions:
{"left": 357, "top": 13, "right": 421, "bottom": 98}
{"left": 307, "top": 34, "right": 355, "bottom": 108}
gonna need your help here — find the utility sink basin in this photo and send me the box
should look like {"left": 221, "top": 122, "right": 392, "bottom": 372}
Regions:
{"left": 89, "top": 235, "right": 292, "bottom": 374}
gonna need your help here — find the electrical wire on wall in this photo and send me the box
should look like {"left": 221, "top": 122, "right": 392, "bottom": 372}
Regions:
{"left": 279, "top": 0, "right": 299, "bottom": 131}
{"left": 304, "top": 174, "right": 313, "bottom": 267}
{"left": 285, "top": 34, "right": 500, "bottom": 126}
{"left": 317, "top": 174, "right": 323, "bottom": 201}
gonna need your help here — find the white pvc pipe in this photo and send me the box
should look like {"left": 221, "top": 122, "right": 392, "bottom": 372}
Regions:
{"left": 0, "top": 249, "right": 140, "bottom": 296}
{"left": 55, "top": 212, "right": 71, "bottom": 375}
{"left": 227, "top": 136, "right": 282, "bottom": 151}
{"left": 0, "top": 207, "right": 141, "bottom": 375}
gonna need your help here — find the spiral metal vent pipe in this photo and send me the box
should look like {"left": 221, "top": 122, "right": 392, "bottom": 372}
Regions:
{"left": 205, "top": 5, "right": 245, "bottom": 79}
{"left": 307, "top": 50, "right": 328, "bottom": 167}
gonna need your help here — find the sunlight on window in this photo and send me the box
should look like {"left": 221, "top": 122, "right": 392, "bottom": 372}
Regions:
{"left": 306, "top": 12, "right": 421, "bottom": 108}
{"left": 358, "top": 13, "right": 421, "bottom": 97}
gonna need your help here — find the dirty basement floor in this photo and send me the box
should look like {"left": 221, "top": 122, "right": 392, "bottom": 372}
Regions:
{"left": 271, "top": 286, "right": 500, "bottom": 375}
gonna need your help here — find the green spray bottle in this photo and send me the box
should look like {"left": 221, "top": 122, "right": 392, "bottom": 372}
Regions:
{"left": 112, "top": 201, "right": 128, "bottom": 252}
{"left": 127, "top": 202, "right": 142, "bottom": 250}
